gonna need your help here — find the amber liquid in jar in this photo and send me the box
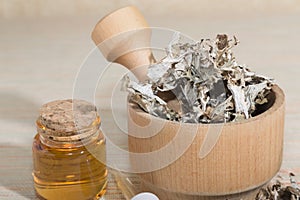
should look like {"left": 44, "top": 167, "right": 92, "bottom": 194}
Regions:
{"left": 32, "top": 99, "right": 107, "bottom": 200}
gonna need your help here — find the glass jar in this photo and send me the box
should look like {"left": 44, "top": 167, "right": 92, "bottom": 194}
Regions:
{"left": 32, "top": 99, "right": 107, "bottom": 200}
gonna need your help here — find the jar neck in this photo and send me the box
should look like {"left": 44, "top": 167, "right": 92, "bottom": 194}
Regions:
{"left": 36, "top": 116, "right": 101, "bottom": 148}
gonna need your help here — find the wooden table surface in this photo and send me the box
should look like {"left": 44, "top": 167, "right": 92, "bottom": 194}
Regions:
{"left": 0, "top": 11, "right": 300, "bottom": 199}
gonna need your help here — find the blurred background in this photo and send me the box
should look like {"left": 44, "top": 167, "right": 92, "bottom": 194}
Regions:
{"left": 1, "top": 0, "right": 299, "bottom": 130}
{"left": 1, "top": 0, "right": 300, "bottom": 96}
{"left": 0, "top": 1, "right": 299, "bottom": 199}
{"left": 1, "top": 0, "right": 300, "bottom": 18}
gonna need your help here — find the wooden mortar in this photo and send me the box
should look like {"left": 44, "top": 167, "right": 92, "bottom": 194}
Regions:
{"left": 92, "top": 6, "right": 285, "bottom": 197}
{"left": 127, "top": 85, "right": 285, "bottom": 196}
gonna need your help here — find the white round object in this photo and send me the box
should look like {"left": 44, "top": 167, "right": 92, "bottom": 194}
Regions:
{"left": 131, "top": 192, "right": 159, "bottom": 200}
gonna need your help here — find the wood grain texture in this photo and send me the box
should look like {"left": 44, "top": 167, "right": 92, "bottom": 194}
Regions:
{"left": 128, "top": 85, "right": 285, "bottom": 196}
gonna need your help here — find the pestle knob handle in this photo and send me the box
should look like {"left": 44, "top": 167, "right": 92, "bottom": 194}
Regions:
{"left": 91, "top": 6, "right": 154, "bottom": 81}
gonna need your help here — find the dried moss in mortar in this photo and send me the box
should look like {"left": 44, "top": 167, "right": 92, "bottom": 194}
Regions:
{"left": 125, "top": 33, "right": 273, "bottom": 123}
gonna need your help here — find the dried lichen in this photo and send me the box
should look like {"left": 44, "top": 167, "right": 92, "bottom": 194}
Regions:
{"left": 256, "top": 173, "right": 300, "bottom": 200}
{"left": 125, "top": 33, "right": 273, "bottom": 123}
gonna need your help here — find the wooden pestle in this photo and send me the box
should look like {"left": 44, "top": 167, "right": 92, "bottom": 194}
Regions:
{"left": 91, "top": 6, "right": 177, "bottom": 107}
{"left": 91, "top": 6, "right": 154, "bottom": 81}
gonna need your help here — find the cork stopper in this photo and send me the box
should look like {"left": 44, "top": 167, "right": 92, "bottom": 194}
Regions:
{"left": 38, "top": 99, "right": 99, "bottom": 137}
